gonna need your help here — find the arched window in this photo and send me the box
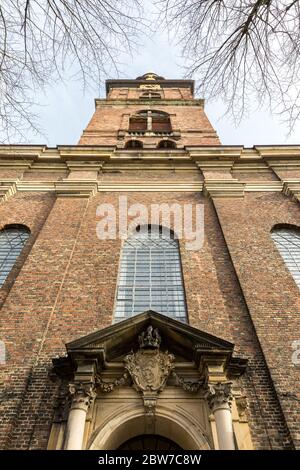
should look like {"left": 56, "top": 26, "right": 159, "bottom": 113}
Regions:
{"left": 151, "top": 111, "right": 171, "bottom": 132}
{"left": 0, "top": 224, "right": 30, "bottom": 287}
{"left": 114, "top": 225, "right": 187, "bottom": 323}
{"left": 125, "top": 140, "right": 143, "bottom": 149}
{"left": 129, "top": 110, "right": 171, "bottom": 133}
{"left": 157, "top": 140, "right": 176, "bottom": 149}
{"left": 129, "top": 111, "right": 148, "bottom": 132}
{"left": 271, "top": 224, "right": 300, "bottom": 288}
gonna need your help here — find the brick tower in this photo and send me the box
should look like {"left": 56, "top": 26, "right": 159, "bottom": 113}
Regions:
{"left": 79, "top": 72, "right": 220, "bottom": 147}
{"left": 0, "top": 72, "right": 299, "bottom": 451}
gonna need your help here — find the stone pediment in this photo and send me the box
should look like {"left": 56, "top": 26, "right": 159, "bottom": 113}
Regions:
{"left": 53, "top": 311, "right": 246, "bottom": 379}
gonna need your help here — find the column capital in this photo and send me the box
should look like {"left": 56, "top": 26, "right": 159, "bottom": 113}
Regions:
{"left": 207, "top": 382, "right": 233, "bottom": 412}
{"left": 68, "top": 382, "right": 96, "bottom": 412}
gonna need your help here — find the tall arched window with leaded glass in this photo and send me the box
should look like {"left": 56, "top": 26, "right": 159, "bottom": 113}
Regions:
{"left": 0, "top": 225, "right": 30, "bottom": 287}
{"left": 114, "top": 225, "right": 188, "bottom": 323}
{"left": 271, "top": 224, "right": 300, "bottom": 289}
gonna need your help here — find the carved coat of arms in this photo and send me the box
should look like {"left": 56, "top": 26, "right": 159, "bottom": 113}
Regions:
{"left": 125, "top": 348, "right": 175, "bottom": 393}
{"left": 124, "top": 326, "right": 175, "bottom": 394}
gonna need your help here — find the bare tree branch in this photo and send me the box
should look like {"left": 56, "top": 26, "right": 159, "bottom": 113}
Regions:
{"left": 157, "top": 0, "right": 300, "bottom": 132}
{"left": 0, "top": 0, "right": 146, "bottom": 142}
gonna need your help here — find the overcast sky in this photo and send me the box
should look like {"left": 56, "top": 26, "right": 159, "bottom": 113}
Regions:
{"left": 24, "top": 19, "right": 300, "bottom": 148}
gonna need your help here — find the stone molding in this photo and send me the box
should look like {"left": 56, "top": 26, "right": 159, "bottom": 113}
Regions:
{"left": 203, "top": 181, "right": 245, "bottom": 198}
{"left": 1, "top": 145, "right": 297, "bottom": 197}
{"left": 0, "top": 178, "right": 289, "bottom": 196}
{"left": 0, "top": 144, "right": 299, "bottom": 199}
{"left": 1, "top": 144, "right": 300, "bottom": 163}
{"left": 282, "top": 180, "right": 300, "bottom": 202}
{"left": 0, "top": 180, "right": 18, "bottom": 203}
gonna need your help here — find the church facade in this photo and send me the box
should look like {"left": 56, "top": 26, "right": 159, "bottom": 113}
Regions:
{"left": 0, "top": 72, "right": 299, "bottom": 450}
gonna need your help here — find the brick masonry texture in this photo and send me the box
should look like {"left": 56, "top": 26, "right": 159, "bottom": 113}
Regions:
{"left": 0, "top": 75, "right": 299, "bottom": 450}
{"left": 213, "top": 192, "right": 300, "bottom": 448}
{"left": 0, "top": 190, "right": 297, "bottom": 449}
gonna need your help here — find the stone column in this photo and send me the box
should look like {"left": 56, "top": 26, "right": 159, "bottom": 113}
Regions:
{"left": 64, "top": 383, "right": 96, "bottom": 450}
{"left": 207, "top": 382, "right": 235, "bottom": 450}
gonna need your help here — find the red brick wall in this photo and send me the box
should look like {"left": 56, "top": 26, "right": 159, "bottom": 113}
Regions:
{"left": 0, "top": 196, "right": 89, "bottom": 448}
{"left": 0, "top": 193, "right": 56, "bottom": 308}
{"left": 0, "top": 189, "right": 295, "bottom": 449}
{"left": 212, "top": 192, "right": 300, "bottom": 449}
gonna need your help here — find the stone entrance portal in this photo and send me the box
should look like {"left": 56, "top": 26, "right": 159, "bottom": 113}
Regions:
{"left": 87, "top": 408, "right": 210, "bottom": 450}
{"left": 49, "top": 311, "right": 253, "bottom": 450}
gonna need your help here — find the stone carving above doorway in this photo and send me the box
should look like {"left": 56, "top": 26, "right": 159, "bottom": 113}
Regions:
{"left": 96, "top": 325, "right": 205, "bottom": 414}
{"left": 125, "top": 326, "right": 175, "bottom": 392}
{"left": 124, "top": 326, "right": 175, "bottom": 415}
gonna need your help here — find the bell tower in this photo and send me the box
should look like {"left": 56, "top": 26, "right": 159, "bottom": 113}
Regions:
{"left": 78, "top": 72, "right": 220, "bottom": 147}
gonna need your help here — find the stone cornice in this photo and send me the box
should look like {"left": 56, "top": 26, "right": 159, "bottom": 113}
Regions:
{"left": 105, "top": 78, "right": 195, "bottom": 95}
{"left": 0, "top": 179, "right": 98, "bottom": 199}
{"left": 0, "top": 145, "right": 114, "bottom": 164}
{"left": 188, "top": 146, "right": 244, "bottom": 163}
{"left": 109, "top": 154, "right": 191, "bottom": 163}
{"left": 55, "top": 181, "right": 98, "bottom": 198}
{"left": 232, "top": 162, "right": 271, "bottom": 171}
{"left": 255, "top": 146, "right": 300, "bottom": 159}
{"left": 0, "top": 180, "right": 18, "bottom": 202}
{"left": 17, "top": 181, "right": 56, "bottom": 192}
{"left": 97, "top": 181, "right": 203, "bottom": 192}
{"left": 203, "top": 181, "right": 283, "bottom": 198}
{"left": 197, "top": 161, "right": 234, "bottom": 169}
{"left": 204, "top": 181, "right": 245, "bottom": 198}
{"left": 103, "top": 163, "right": 197, "bottom": 170}
{"left": 266, "top": 160, "right": 300, "bottom": 170}
{"left": 0, "top": 145, "right": 300, "bottom": 166}
{"left": 0, "top": 160, "right": 32, "bottom": 169}
{"left": 0, "top": 178, "right": 291, "bottom": 198}
{"left": 0, "top": 145, "right": 300, "bottom": 199}
{"left": 95, "top": 99, "right": 204, "bottom": 107}
{"left": 189, "top": 145, "right": 300, "bottom": 163}
{"left": 282, "top": 180, "right": 300, "bottom": 201}
{"left": 245, "top": 181, "right": 282, "bottom": 192}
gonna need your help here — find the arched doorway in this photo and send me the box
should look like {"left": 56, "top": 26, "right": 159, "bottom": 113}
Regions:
{"left": 118, "top": 434, "right": 182, "bottom": 450}
{"left": 88, "top": 407, "right": 211, "bottom": 450}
